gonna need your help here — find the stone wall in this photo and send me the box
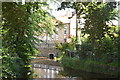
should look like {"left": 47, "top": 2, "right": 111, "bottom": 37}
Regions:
{"left": 37, "top": 48, "right": 60, "bottom": 57}
{"left": 37, "top": 43, "right": 61, "bottom": 57}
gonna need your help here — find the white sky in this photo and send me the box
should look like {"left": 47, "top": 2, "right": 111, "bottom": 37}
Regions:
{"left": 48, "top": 1, "right": 119, "bottom": 26}
{"left": 47, "top": 1, "right": 75, "bottom": 17}
{"left": 51, "top": 8, "right": 75, "bottom": 17}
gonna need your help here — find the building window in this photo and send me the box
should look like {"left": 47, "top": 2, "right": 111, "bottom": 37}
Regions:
{"left": 64, "top": 25, "right": 67, "bottom": 39}
{"left": 56, "top": 27, "right": 59, "bottom": 40}
{"left": 56, "top": 35, "right": 58, "bottom": 40}
{"left": 56, "top": 27, "right": 58, "bottom": 34}
{"left": 64, "top": 25, "right": 67, "bottom": 35}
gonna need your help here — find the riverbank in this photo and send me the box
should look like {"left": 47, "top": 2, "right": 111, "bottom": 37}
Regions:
{"left": 61, "top": 56, "right": 120, "bottom": 78}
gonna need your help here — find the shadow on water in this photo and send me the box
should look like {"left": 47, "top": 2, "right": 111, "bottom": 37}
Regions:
{"left": 61, "top": 67, "right": 120, "bottom": 80}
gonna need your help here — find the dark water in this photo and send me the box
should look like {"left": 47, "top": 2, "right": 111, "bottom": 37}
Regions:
{"left": 32, "top": 64, "right": 119, "bottom": 80}
{"left": 62, "top": 67, "right": 120, "bottom": 80}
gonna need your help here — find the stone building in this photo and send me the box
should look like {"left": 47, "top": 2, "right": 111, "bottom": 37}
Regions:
{"left": 37, "top": 11, "right": 77, "bottom": 57}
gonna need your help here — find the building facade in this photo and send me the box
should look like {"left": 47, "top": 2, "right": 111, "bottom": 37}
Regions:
{"left": 37, "top": 10, "right": 77, "bottom": 57}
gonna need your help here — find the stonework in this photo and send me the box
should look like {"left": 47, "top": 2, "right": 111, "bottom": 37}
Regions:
{"left": 37, "top": 11, "right": 77, "bottom": 57}
{"left": 37, "top": 43, "right": 61, "bottom": 57}
{"left": 38, "top": 48, "right": 60, "bottom": 57}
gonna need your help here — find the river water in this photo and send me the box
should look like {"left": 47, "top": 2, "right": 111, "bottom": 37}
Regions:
{"left": 32, "top": 64, "right": 65, "bottom": 78}
{"left": 32, "top": 64, "right": 119, "bottom": 80}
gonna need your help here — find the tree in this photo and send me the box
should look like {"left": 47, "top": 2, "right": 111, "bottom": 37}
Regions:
{"left": 82, "top": 2, "right": 119, "bottom": 57}
{"left": 58, "top": 1, "right": 119, "bottom": 60}
{"left": 2, "top": 2, "right": 55, "bottom": 79}
{"left": 58, "top": 2, "right": 89, "bottom": 43}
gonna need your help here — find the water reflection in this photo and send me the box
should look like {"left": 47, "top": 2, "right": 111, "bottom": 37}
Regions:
{"left": 32, "top": 64, "right": 118, "bottom": 80}
{"left": 32, "top": 64, "right": 64, "bottom": 78}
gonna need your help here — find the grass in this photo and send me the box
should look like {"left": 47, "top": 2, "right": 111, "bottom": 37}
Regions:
{"left": 61, "top": 56, "right": 120, "bottom": 76}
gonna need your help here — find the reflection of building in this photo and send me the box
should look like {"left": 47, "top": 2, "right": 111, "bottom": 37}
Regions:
{"left": 39, "top": 11, "right": 77, "bottom": 43}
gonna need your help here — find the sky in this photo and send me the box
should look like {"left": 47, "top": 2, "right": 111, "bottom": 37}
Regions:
{"left": 51, "top": 8, "right": 75, "bottom": 17}
{"left": 47, "top": 1, "right": 75, "bottom": 17}
{"left": 48, "top": 1, "right": 119, "bottom": 26}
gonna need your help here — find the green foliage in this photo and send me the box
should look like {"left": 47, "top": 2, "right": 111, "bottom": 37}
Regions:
{"left": 58, "top": 2, "right": 119, "bottom": 57}
{"left": 54, "top": 37, "right": 77, "bottom": 59}
{"left": 2, "top": 2, "right": 55, "bottom": 79}
{"left": 58, "top": 2, "right": 88, "bottom": 16}
{"left": 83, "top": 2, "right": 118, "bottom": 42}
{"left": 62, "top": 56, "right": 120, "bottom": 76}
{"left": 58, "top": 2, "right": 120, "bottom": 74}
{"left": 79, "top": 36, "right": 119, "bottom": 63}
{"left": 55, "top": 37, "right": 76, "bottom": 52}
{"left": 54, "top": 41, "right": 63, "bottom": 51}
{"left": 79, "top": 42, "right": 93, "bottom": 59}
{"left": 80, "top": 2, "right": 119, "bottom": 60}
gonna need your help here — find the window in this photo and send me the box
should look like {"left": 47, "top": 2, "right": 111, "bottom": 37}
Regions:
{"left": 64, "top": 25, "right": 67, "bottom": 35}
{"left": 56, "top": 27, "right": 59, "bottom": 40}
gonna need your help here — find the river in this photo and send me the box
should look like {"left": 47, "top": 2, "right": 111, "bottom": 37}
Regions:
{"left": 32, "top": 64, "right": 66, "bottom": 78}
{"left": 32, "top": 64, "right": 119, "bottom": 80}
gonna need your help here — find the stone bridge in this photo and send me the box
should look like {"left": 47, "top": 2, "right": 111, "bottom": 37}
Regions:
{"left": 37, "top": 43, "right": 61, "bottom": 58}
